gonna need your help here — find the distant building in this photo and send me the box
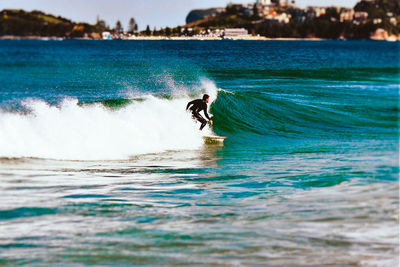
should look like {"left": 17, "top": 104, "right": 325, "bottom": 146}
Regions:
{"left": 102, "top": 32, "right": 111, "bottom": 40}
{"left": 370, "top": 28, "right": 388, "bottom": 40}
{"left": 280, "top": 0, "right": 289, "bottom": 6}
{"left": 307, "top": 6, "right": 326, "bottom": 18}
{"left": 340, "top": 8, "right": 354, "bottom": 22}
{"left": 262, "top": 10, "right": 291, "bottom": 23}
{"left": 256, "top": 0, "right": 291, "bottom": 7}
{"left": 223, "top": 28, "right": 249, "bottom": 39}
{"left": 243, "top": 4, "right": 256, "bottom": 17}
{"left": 354, "top": 11, "right": 368, "bottom": 25}
{"left": 256, "top": 0, "right": 271, "bottom": 5}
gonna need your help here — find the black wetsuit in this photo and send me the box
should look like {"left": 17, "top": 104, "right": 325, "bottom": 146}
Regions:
{"left": 186, "top": 99, "right": 211, "bottom": 130}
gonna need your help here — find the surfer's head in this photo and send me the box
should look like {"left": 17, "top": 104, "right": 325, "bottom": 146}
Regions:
{"left": 203, "top": 94, "right": 210, "bottom": 103}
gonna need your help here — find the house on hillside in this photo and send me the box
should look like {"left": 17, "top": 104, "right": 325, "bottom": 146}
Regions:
{"left": 354, "top": 11, "right": 368, "bottom": 25}
{"left": 340, "top": 8, "right": 354, "bottom": 22}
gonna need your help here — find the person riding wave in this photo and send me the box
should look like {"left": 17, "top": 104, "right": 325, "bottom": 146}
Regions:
{"left": 186, "top": 94, "right": 213, "bottom": 131}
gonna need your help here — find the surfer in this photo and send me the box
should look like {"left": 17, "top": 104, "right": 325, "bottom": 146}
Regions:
{"left": 186, "top": 94, "right": 213, "bottom": 130}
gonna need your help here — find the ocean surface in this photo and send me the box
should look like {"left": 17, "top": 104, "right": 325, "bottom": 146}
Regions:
{"left": 0, "top": 40, "right": 398, "bottom": 266}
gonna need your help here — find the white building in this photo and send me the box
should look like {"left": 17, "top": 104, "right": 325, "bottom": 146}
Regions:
{"left": 256, "top": 0, "right": 271, "bottom": 5}
{"left": 223, "top": 28, "right": 250, "bottom": 39}
{"left": 263, "top": 10, "right": 291, "bottom": 23}
{"left": 102, "top": 32, "right": 111, "bottom": 40}
{"left": 340, "top": 8, "right": 354, "bottom": 22}
{"left": 257, "top": 0, "right": 295, "bottom": 7}
{"left": 280, "top": 0, "right": 289, "bottom": 6}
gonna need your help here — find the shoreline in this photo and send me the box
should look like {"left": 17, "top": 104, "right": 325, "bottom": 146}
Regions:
{"left": 0, "top": 35, "right": 398, "bottom": 41}
{"left": 0, "top": 35, "right": 322, "bottom": 41}
{"left": 0, "top": 35, "right": 65, "bottom": 40}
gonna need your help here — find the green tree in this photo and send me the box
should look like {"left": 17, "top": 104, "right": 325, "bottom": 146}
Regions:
{"left": 128, "top": 17, "right": 138, "bottom": 34}
{"left": 145, "top": 25, "right": 151, "bottom": 35}
{"left": 171, "top": 26, "right": 182, "bottom": 36}
{"left": 95, "top": 15, "right": 107, "bottom": 32}
{"left": 252, "top": 4, "right": 260, "bottom": 20}
{"left": 165, "top": 27, "right": 171, "bottom": 36}
{"left": 115, "top": 20, "right": 123, "bottom": 33}
{"left": 325, "top": 7, "right": 340, "bottom": 21}
{"left": 354, "top": 0, "right": 385, "bottom": 18}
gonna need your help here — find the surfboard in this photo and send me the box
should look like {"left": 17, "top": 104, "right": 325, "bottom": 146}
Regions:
{"left": 203, "top": 135, "right": 227, "bottom": 144}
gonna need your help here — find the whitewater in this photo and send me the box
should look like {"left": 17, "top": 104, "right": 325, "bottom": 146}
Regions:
{"left": 0, "top": 80, "right": 218, "bottom": 160}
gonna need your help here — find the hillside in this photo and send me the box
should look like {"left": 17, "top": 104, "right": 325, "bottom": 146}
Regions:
{"left": 0, "top": 9, "right": 106, "bottom": 38}
{"left": 186, "top": 8, "right": 224, "bottom": 24}
{"left": 182, "top": 0, "right": 400, "bottom": 39}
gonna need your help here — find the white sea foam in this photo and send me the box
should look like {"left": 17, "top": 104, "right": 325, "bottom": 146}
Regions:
{"left": 0, "top": 80, "right": 219, "bottom": 160}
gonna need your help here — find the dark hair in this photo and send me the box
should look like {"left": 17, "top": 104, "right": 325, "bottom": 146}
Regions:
{"left": 202, "top": 94, "right": 209, "bottom": 101}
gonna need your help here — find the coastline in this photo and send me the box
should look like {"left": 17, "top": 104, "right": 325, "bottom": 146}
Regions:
{"left": 0, "top": 35, "right": 398, "bottom": 41}
{"left": 0, "top": 35, "right": 65, "bottom": 40}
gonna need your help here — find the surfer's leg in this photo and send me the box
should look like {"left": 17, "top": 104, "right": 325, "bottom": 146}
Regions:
{"left": 200, "top": 120, "right": 207, "bottom": 130}
{"left": 193, "top": 113, "right": 207, "bottom": 130}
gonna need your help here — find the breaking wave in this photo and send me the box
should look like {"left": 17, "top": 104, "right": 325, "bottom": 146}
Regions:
{"left": 0, "top": 80, "right": 219, "bottom": 160}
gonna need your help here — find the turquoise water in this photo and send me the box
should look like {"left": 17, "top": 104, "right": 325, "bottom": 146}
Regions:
{"left": 0, "top": 40, "right": 399, "bottom": 265}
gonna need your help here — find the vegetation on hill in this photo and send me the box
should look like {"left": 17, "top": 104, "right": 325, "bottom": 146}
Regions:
{"left": 355, "top": 0, "right": 400, "bottom": 17}
{"left": 0, "top": 9, "right": 108, "bottom": 38}
{"left": 186, "top": 8, "right": 223, "bottom": 24}
{"left": 177, "top": 0, "right": 400, "bottom": 39}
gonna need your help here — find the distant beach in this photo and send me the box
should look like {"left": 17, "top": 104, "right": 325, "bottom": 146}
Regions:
{"left": 0, "top": 35, "right": 365, "bottom": 41}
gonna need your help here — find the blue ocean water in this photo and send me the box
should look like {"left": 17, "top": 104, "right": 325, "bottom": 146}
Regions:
{"left": 0, "top": 40, "right": 399, "bottom": 265}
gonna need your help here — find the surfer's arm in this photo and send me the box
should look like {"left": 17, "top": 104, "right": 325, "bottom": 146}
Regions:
{"left": 204, "top": 112, "right": 211, "bottom": 121}
{"left": 186, "top": 100, "right": 194, "bottom": 110}
{"left": 204, "top": 109, "right": 213, "bottom": 125}
{"left": 203, "top": 106, "right": 212, "bottom": 121}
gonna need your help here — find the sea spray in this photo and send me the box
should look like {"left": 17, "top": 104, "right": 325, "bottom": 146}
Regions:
{"left": 198, "top": 78, "right": 219, "bottom": 103}
{"left": 0, "top": 91, "right": 217, "bottom": 160}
